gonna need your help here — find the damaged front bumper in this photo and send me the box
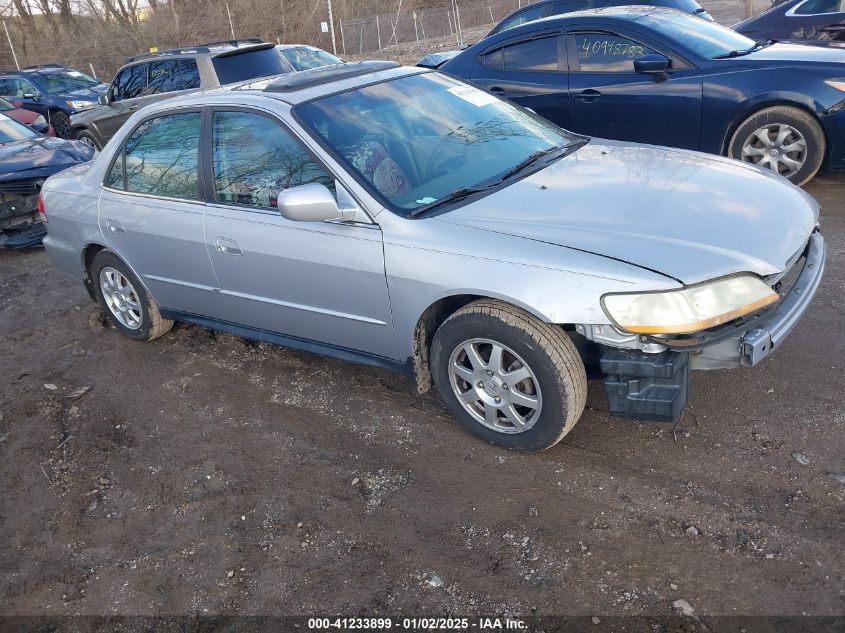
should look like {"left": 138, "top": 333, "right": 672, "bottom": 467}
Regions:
{"left": 0, "top": 177, "right": 47, "bottom": 249}
{"left": 596, "top": 231, "right": 826, "bottom": 421}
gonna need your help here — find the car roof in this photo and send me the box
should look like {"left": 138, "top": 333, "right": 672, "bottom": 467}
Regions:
{"left": 122, "top": 39, "right": 275, "bottom": 65}
{"left": 135, "top": 61, "right": 424, "bottom": 112}
{"left": 493, "top": 5, "right": 689, "bottom": 32}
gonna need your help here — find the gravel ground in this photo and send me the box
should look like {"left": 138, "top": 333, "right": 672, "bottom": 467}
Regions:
{"left": 0, "top": 171, "right": 843, "bottom": 623}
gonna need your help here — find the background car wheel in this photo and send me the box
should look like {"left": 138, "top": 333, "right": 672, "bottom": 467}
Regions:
{"left": 50, "top": 111, "right": 72, "bottom": 139}
{"left": 430, "top": 299, "right": 587, "bottom": 451}
{"left": 75, "top": 130, "right": 101, "bottom": 152}
{"left": 728, "top": 106, "right": 825, "bottom": 186}
{"left": 89, "top": 250, "right": 173, "bottom": 341}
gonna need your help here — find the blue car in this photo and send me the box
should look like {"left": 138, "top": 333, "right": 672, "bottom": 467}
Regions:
{"left": 734, "top": 0, "right": 845, "bottom": 47}
{"left": 440, "top": 7, "right": 845, "bottom": 185}
{"left": 0, "top": 65, "right": 108, "bottom": 140}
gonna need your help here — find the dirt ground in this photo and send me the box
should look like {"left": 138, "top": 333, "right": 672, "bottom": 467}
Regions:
{"left": 0, "top": 171, "right": 843, "bottom": 624}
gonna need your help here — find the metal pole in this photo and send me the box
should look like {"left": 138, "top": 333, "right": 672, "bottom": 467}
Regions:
{"left": 340, "top": 18, "right": 346, "bottom": 56}
{"left": 489, "top": 5, "right": 494, "bottom": 23}
{"left": 453, "top": 0, "right": 464, "bottom": 47}
{"left": 745, "top": 0, "right": 753, "bottom": 19}
{"left": 413, "top": 12, "right": 419, "bottom": 49}
{"left": 326, "top": 0, "right": 337, "bottom": 56}
{"left": 376, "top": 15, "right": 381, "bottom": 50}
{"left": 3, "top": 21, "right": 19, "bottom": 70}
{"left": 89, "top": 62, "right": 97, "bottom": 80}
{"left": 225, "top": 2, "right": 236, "bottom": 39}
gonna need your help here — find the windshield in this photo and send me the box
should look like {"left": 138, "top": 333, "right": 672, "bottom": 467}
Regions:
{"left": 296, "top": 73, "right": 581, "bottom": 215}
{"left": 637, "top": 10, "right": 756, "bottom": 58}
{"left": 0, "top": 113, "right": 37, "bottom": 143}
{"left": 37, "top": 70, "right": 100, "bottom": 93}
{"left": 212, "top": 47, "right": 292, "bottom": 84}
{"left": 0, "top": 97, "right": 14, "bottom": 111}
{"left": 280, "top": 47, "right": 342, "bottom": 71}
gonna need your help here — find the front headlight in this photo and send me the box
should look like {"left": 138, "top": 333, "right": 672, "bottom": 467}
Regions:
{"left": 824, "top": 79, "right": 845, "bottom": 94}
{"left": 601, "top": 275, "right": 778, "bottom": 335}
{"left": 65, "top": 100, "right": 94, "bottom": 111}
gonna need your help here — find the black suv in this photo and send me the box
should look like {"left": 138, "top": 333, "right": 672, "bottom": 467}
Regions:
{"left": 70, "top": 39, "right": 292, "bottom": 150}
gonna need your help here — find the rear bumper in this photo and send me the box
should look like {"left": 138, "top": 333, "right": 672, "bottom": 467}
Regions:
{"left": 0, "top": 221, "right": 46, "bottom": 249}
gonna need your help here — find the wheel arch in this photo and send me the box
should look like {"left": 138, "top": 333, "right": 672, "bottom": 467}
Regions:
{"left": 81, "top": 242, "right": 154, "bottom": 307}
{"left": 410, "top": 292, "right": 569, "bottom": 394}
{"left": 720, "top": 97, "right": 829, "bottom": 160}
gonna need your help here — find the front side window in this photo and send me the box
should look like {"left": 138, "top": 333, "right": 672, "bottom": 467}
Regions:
{"left": 574, "top": 33, "right": 656, "bottom": 72}
{"left": 113, "top": 64, "right": 147, "bottom": 101}
{"left": 296, "top": 73, "right": 581, "bottom": 216}
{"left": 212, "top": 110, "right": 334, "bottom": 209}
{"left": 108, "top": 111, "right": 201, "bottom": 198}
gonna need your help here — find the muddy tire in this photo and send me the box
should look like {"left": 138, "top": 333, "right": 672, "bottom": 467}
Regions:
{"left": 89, "top": 250, "right": 172, "bottom": 341}
{"left": 728, "top": 106, "right": 826, "bottom": 186}
{"left": 430, "top": 299, "right": 587, "bottom": 451}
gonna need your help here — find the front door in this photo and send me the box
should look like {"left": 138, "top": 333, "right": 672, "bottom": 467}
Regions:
{"left": 99, "top": 109, "right": 222, "bottom": 317}
{"left": 97, "top": 63, "right": 150, "bottom": 142}
{"left": 566, "top": 31, "right": 703, "bottom": 150}
{"left": 202, "top": 109, "right": 397, "bottom": 360}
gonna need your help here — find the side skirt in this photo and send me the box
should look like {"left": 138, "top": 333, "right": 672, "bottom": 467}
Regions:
{"left": 160, "top": 309, "right": 413, "bottom": 378}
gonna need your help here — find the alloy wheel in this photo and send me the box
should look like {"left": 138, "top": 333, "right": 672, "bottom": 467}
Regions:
{"left": 99, "top": 266, "right": 142, "bottom": 330}
{"left": 448, "top": 338, "right": 542, "bottom": 434}
{"left": 740, "top": 123, "right": 807, "bottom": 179}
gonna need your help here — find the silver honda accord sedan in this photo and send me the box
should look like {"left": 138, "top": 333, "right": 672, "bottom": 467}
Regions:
{"left": 40, "top": 61, "right": 826, "bottom": 451}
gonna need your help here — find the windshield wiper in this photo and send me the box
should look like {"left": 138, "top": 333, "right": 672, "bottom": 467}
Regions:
{"left": 713, "top": 39, "right": 775, "bottom": 59}
{"left": 496, "top": 146, "right": 568, "bottom": 183}
{"left": 408, "top": 184, "right": 498, "bottom": 217}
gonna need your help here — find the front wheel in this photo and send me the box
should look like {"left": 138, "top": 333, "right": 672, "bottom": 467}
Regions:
{"left": 50, "top": 111, "right": 72, "bottom": 139}
{"left": 430, "top": 300, "right": 587, "bottom": 451}
{"left": 75, "top": 129, "right": 102, "bottom": 152}
{"left": 727, "top": 106, "right": 825, "bottom": 186}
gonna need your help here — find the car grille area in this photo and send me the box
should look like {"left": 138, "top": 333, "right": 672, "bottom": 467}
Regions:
{"left": 0, "top": 177, "right": 43, "bottom": 227}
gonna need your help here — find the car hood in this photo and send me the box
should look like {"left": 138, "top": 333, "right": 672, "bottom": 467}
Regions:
{"left": 436, "top": 139, "right": 818, "bottom": 285}
{"left": 0, "top": 136, "right": 94, "bottom": 179}
{"left": 738, "top": 42, "right": 845, "bottom": 63}
{"left": 57, "top": 84, "right": 109, "bottom": 101}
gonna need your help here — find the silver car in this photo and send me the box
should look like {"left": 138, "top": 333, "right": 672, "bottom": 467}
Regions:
{"left": 40, "top": 62, "right": 826, "bottom": 451}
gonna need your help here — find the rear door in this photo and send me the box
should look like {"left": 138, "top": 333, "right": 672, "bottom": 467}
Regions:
{"left": 99, "top": 109, "right": 222, "bottom": 317}
{"left": 566, "top": 29, "right": 703, "bottom": 149}
{"left": 469, "top": 32, "right": 572, "bottom": 128}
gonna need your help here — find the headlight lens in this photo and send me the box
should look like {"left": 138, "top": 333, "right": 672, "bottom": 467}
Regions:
{"left": 824, "top": 79, "right": 845, "bottom": 93}
{"left": 66, "top": 100, "right": 94, "bottom": 111}
{"left": 601, "top": 275, "right": 778, "bottom": 335}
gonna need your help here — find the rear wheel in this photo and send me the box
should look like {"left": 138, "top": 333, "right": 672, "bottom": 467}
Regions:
{"left": 50, "top": 111, "right": 72, "bottom": 139}
{"left": 728, "top": 106, "right": 825, "bottom": 186}
{"left": 430, "top": 299, "right": 587, "bottom": 451}
{"left": 89, "top": 250, "right": 172, "bottom": 341}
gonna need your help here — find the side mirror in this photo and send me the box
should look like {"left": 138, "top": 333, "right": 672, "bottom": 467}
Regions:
{"left": 23, "top": 92, "right": 39, "bottom": 101}
{"left": 634, "top": 54, "right": 671, "bottom": 75}
{"left": 98, "top": 93, "right": 109, "bottom": 106}
{"left": 277, "top": 183, "right": 340, "bottom": 222}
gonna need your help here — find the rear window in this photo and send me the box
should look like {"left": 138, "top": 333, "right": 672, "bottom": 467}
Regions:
{"left": 211, "top": 47, "right": 291, "bottom": 85}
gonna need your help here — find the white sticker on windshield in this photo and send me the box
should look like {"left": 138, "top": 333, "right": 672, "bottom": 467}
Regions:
{"left": 447, "top": 85, "right": 498, "bottom": 107}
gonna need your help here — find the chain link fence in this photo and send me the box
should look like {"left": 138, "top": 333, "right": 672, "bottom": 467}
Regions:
{"left": 339, "top": 0, "right": 773, "bottom": 56}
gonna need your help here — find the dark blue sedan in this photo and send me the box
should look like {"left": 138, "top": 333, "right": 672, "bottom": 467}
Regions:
{"left": 440, "top": 7, "right": 845, "bottom": 184}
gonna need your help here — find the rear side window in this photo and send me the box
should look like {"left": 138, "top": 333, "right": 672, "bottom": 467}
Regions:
{"left": 107, "top": 111, "right": 201, "bottom": 199}
{"left": 574, "top": 33, "right": 656, "bottom": 72}
{"left": 211, "top": 110, "right": 334, "bottom": 208}
{"left": 113, "top": 64, "right": 146, "bottom": 101}
{"left": 211, "top": 47, "right": 290, "bottom": 85}
{"left": 483, "top": 36, "right": 560, "bottom": 71}
{"left": 793, "top": 0, "right": 844, "bottom": 13}
{"left": 494, "top": 5, "right": 548, "bottom": 33}
{"left": 146, "top": 59, "right": 200, "bottom": 94}
{"left": 550, "top": 1, "right": 589, "bottom": 15}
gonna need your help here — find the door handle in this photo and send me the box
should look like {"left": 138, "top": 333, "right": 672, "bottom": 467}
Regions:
{"left": 128, "top": 104, "right": 140, "bottom": 112}
{"left": 105, "top": 219, "right": 125, "bottom": 235}
{"left": 573, "top": 89, "right": 602, "bottom": 102}
{"left": 215, "top": 237, "right": 242, "bottom": 256}
{"left": 489, "top": 86, "right": 507, "bottom": 95}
